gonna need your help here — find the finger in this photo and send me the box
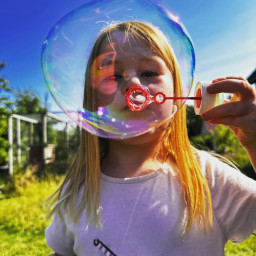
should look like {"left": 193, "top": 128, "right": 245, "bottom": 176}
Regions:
{"left": 212, "top": 78, "right": 226, "bottom": 83}
{"left": 208, "top": 115, "right": 243, "bottom": 127}
{"left": 212, "top": 76, "right": 246, "bottom": 83}
{"left": 202, "top": 100, "right": 254, "bottom": 121}
{"left": 207, "top": 80, "right": 255, "bottom": 100}
{"left": 227, "top": 125, "right": 238, "bottom": 135}
{"left": 208, "top": 115, "right": 256, "bottom": 131}
{"left": 225, "top": 76, "right": 247, "bottom": 81}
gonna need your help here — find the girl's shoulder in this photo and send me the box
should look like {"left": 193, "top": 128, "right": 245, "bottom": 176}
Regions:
{"left": 195, "top": 150, "right": 256, "bottom": 243}
{"left": 195, "top": 149, "right": 238, "bottom": 176}
{"left": 195, "top": 149, "right": 256, "bottom": 192}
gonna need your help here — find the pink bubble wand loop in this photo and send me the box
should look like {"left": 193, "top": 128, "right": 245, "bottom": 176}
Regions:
{"left": 125, "top": 85, "right": 202, "bottom": 111}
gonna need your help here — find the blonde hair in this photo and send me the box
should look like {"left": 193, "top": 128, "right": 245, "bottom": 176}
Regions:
{"left": 47, "top": 21, "right": 212, "bottom": 233}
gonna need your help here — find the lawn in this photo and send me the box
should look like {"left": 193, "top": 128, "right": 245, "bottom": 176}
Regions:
{"left": 0, "top": 177, "right": 59, "bottom": 256}
{"left": 0, "top": 177, "right": 255, "bottom": 256}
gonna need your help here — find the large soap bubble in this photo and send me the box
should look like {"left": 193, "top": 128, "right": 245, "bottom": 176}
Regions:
{"left": 41, "top": 0, "right": 195, "bottom": 139}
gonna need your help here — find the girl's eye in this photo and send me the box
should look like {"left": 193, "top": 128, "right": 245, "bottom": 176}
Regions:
{"left": 100, "top": 54, "right": 114, "bottom": 67}
{"left": 141, "top": 71, "right": 159, "bottom": 77}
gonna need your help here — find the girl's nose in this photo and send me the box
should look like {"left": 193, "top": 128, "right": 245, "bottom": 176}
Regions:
{"left": 121, "top": 70, "right": 141, "bottom": 94}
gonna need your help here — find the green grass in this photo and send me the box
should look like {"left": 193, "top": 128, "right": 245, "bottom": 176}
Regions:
{"left": 0, "top": 176, "right": 255, "bottom": 255}
{"left": 0, "top": 177, "right": 60, "bottom": 256}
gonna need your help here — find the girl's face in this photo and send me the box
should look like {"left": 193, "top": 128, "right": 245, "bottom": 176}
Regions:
{"left": 90, "top": 30, "right": 174, "bottom": 123}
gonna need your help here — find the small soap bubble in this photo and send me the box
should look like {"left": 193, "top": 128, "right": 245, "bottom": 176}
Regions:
{"left": 41, "top": 0, "right": 195, "bottom": 139}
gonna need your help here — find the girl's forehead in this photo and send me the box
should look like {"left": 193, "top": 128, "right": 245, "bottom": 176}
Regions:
{"left": 99, "top": 31, "right": 155, "bottom": 58}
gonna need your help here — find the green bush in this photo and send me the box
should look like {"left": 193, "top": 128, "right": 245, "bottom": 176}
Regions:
{"left": 0, "top": 111, "right": 8, "bottom": 165}
{"left": 190, "top": 123, "right": 256, "bottom": 180}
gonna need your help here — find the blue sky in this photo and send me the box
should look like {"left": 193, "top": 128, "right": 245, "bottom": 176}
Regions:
{"left": 1, "top": 0, "right": 256, "bottom": 111}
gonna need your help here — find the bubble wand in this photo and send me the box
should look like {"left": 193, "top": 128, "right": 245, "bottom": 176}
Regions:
{"left": 125, "top": 84, "right": 202, "bottom": 111}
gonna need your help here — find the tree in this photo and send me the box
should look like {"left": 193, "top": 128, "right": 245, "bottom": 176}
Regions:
{"left": 0, "top": 62, "right": 50, "bottom": 166}
{"left": 0, "top": 62, "right": 13, "bottom": 165}
{"left": 186, "top": 105, "right": 203, "bottom": 138}
{"left": 0, "top": 116, "right": 8, "bottom": 165}
{"left": 14, "top": 90, "right": 46, "bottom": 115}
{"left": 0, "top": 62, "right": 72, "bottom": 174}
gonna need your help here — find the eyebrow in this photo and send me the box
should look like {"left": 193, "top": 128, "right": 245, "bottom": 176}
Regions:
{"left": 141, "top": 55, "right": 162, "bottom": 63}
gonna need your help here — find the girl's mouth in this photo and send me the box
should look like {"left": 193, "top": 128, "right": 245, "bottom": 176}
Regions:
{"left": 130, "top": 92, "right": 146, "bottom": 105}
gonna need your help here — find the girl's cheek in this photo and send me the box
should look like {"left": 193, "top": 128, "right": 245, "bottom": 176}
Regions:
{"left": 110, "top": 91, "right": 126, "bottom": 109}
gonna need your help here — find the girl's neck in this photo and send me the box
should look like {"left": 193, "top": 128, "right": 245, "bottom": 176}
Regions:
{"left": 101, "top": 134, "right": 163, "bottom": 178}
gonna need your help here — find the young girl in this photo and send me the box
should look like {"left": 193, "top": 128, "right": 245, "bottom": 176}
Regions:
{"left": 45, "top": 21, "right": 256, "bottom": 256}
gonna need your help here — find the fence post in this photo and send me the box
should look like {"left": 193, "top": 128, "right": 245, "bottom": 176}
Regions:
{"left": 8, "top": 115, "right": 13, "bottom": 175}
{"left": 42, "top": 113, "right": 47, "bottom": 166}
{"left": 29, "top": 123, "right": 34, "bottom": 146}
{"left": 16, "top": 117, "right": 21, "bottom": 164}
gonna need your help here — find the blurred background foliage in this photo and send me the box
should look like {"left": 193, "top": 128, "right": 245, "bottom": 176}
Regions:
{"left": 0, "top": 61, "right": 80, "bottom": 191}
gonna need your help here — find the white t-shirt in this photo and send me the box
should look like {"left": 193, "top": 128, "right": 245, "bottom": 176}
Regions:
{"left": 45, "top": 151, "right": 256, "bottom": 256}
